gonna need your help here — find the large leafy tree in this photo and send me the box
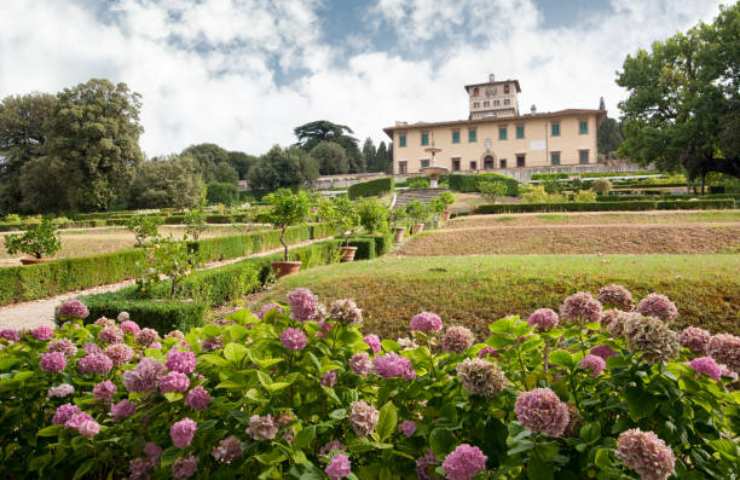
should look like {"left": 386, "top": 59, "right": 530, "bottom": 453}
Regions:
{"left": 46, "top": 79, "right": 144, "bottom": 210}
{"left": 247, "top": 145, "right": 319, "bottom": 191}
{"left": 617, "top": 3, "right": 739, "bottom": 187}
{"left": 128, "top": 154, "right": 204, "bottom": 209}
{"left": 0, "top": 93, "right": 57, "bottom": 211}
{"left": 597, "top": 117, "right": 623, "bottom": 158}
{"left": 294, "top": 120, "right": 364, "bottom": 173}
{"left": 310, "top": 141, "right": 349, "bottom": 175}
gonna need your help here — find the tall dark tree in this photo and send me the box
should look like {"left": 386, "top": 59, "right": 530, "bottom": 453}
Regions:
{"left": 362, "top": 137, "right": 377, "bottom": 171}
{"left": 310, "top": 141, "right": 349, "bottom": 175}
{"left": 46, "top": 79, "right": 144, "bottom": 211}
{"left": 248, "top": 145, "right": 319, "bottom": 191}
{"left": 617, "top": 3, "right": 739, "bottom": 187}
{"left": 227, "top": 151, "right": 258, "bottom": 180}
{"left": 375, "top": 141, "right": 390, "bottom": 173}
{"left": 597, "top": 118, "right": 624, "bottom": 157}
{"left": 294, "top": 120, "right": 364, "bottom": 173}
{"left": 181, "top": 143, "right": 230, "bottom": 182}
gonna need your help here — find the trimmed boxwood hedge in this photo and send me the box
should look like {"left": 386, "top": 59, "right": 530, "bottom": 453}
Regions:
{"left": 472, "top": 199, "right": 736, "bottom": 214}
{"left": 448, "top": 173, "right": 519, "bottom": 196}
{"left": 348, "top": 177, "right": 394, "bottom": 199}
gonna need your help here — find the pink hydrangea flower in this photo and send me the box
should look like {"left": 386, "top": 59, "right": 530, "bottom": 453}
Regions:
{"left": 77, "top": 353, "right": 113, "bottom": 375}
{"left": 287, "top": 288, "right": 319, "bottom": 321}
{"left": 330, "top": 299, "right": 363, "bottom": 325}
{"left": 528, "top": 308, "right": 559, "bottom": 331}
{"left": 93, "top": 380, "right": 117, "bottom": 402}
{"left": 136, "top": 328, "right": 160, "bottom": 347}
{"left": 707, "top": 333, "right": 740, "bottom": 373}
{"left": 321, "top": 370, "right": 337, "bottom": 388}
{"left": 246, "top": 414, "right": 278, "bottom": 441}
{"left": 688, "top": 356, "right": 722, "bottom": 380}
{"left": 128, "top": 457, "right": 154, "bottom": 480}
{"left": 373, "top": 353, "right": 416, "bottom": 380}
{"left": 144, "top": 442, "right": 162, "bottom": 461}
{"left": 636, "top": 293, "right": 678, "bottom": 322}
{"left": 616, "top": 429, "right": 675, "bottom": 480}
{"left": 120, "top": 319, "right": 140, "bottom": 335}
{"left": 399, "top": 420, "right": 416, "bottom": 438}
{"left": 185, "top": 386, "right": 212, "bottom": 410}
{"left": 172, "top": 455, "right": 198, "bottom": 479}
{"left": 212, "top": 435, "right": 243, "bottom": 464}
{"left": 98, "top": 325, "right": 123, "bottom": 344}
{"left": 202, "top": 336, "right": 224, "bottom": 352}
{"left": 280, "top": 327, "right": 308, "bottom": 350}
{"left": 48, "top": 383, "right": 75, "bottom": 398}
{"left": 53, "top": 403, "right": 81, "bottom": 425}
{"left": 363, "top": 334, "right": 381, "bottom": 353}
{"left": 65, "top": 412, "right": 94, "bottom": 430}
{"left": 83, "top": 343, "right": 103, "bottom": 355}
{"left": 319, "top": 440, "right": 346, "bottom": 458}
{"left": 111, "top": 399, "right": 136, "bottom": 421}
{"left": 579, "top": 354, "right": 606, "bottom": 377}
{"left": 160, "top": 371, "right": 190, "bottom": 393}
{"left": 40, "top": 351, "right": 67, "bottom": 373}
{"left": 349, "top": 353, "right": 373, "bottom": 376}
{"left": 442, "top": 444, "right": 487, "bottom": 480}
{"left": 94, "top": 316, "right": 115, "bottom": 327}
{"left": 166, "top": 350, "right": 197, "bottom": 374}
{"left": 325, "top": 454, "right": 352, "bottom": 480}
{"left": 477, "top": 346, "right": 499, "bottom": 358}
{"left": 48, "top": 338, "right": 77, "bottom": 357}
{"left": 597, "top": 284, "right": 634, "bottom": 310}
{"left": 31, "top": 325, "right": 54, "bottom": 341}
{"left": 170, "top": 418, "right": 197, "bottom": 448}
{"left": 349, "top": 400, "right": 379, "bottom": 436}
{"left": 416, "top": 450, "right": 438, "bottom": 480}
{"left": 256, "top": 302, "right": 284, "bottom": 319}
{"left": 57, "top": 299, "right": 89, "bottom": 321}
{"left": 514, "top": 388, "right": 570, "bottom": 438}
{"left": 590, "top": 345, "right": 617, "bottom": 359}
{"left": 441, "top": 326, "right": 475, "bottom": 353}
{"left": 123, "top": 358, "right": 166, "bottom": 393}
{"left": 78, "top": 419, "right": 101, "bottom": 438}
{"left": 410, "top": 312, "right": 443, "bottom": 333}
{"left": 559, "top": 292, "right": 603, "bottom": 325}
{"left": 105, "top": 343, "right": 133, "bottom": 366}
{"left": 0, "top": 329, "right": 20, "bottom": 342}
{"left": 679, "top": 326, "right": 711, "bottom": 354}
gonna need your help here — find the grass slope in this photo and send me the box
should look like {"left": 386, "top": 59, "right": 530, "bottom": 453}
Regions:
{"left": 265, "top": 255, "right": 740, "bottom": 337}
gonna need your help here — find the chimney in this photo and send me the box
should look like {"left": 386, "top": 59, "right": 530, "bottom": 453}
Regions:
{"left": 530, "top": 104, "right": 537, "bottom": 113}
{"left": 489, "top": 73, "right": 495, "bottom": 83}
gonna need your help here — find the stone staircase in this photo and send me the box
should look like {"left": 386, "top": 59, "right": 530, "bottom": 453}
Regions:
{"left": 393, "top": 188, "right": 449, "bottom": 209}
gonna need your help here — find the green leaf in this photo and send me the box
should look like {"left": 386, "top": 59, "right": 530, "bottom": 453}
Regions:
{"left": 163, "top": 392, "right": 183, "bottom": 402}
{"left": 329, "top": 409, "right": 347, "bottom": 420}
{"left": 624, "top": 387, "right": 659, "bottom": 420}
{"left": 429, "top": 428, "right": 456, "bottom": 456}
{"left": 488, "top": 316, "right": 516, "bottom": 335}
{"left": 73, "top": 459, "right": 96, "bottom": 480}
{"left": 376, "top": 402, "right": 398, "bottom": 442}
{"left": 256, "top": 371, "right": 273, "bottom": 388}
{"left": 224, "top": 342, "right": 248, "bottom": 362}
{"left": 594, "top": 448, "right": 612, "bottom": 468}
{"left": 37, "top": 424, "right": 64, "bottom": 437}
{"left": 527, "top": 456, "right": 554, "bottom": 480}
{"left": 550, "top": 350, "right": 575, "bottom": 369}
{"left": 265, "top": 381, "right": 292, "bottom": 393}
{"left": 200, "top": 353, "right": 229, "bottom": 367}
{"left": 294, "top": 426, "right": 317, "bottom": 449}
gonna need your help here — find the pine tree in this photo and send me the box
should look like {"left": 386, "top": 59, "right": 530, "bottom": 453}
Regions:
{"left": 375, "top": 142, "right": 389, "bottom": 173}
{"left": 362, "top": 137, "right": 377, "bottom": 171}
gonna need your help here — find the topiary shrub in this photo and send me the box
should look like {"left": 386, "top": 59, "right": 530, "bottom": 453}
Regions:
{"left": 347, "top": 177, "right": 393, "bottom": 199}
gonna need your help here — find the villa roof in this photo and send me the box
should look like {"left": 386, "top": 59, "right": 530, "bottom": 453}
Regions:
{"left": 464, "top": 79, "right": 522, "bottom": 93}
{"left": 383, "top": 108, "right": 606, "bottom": 138}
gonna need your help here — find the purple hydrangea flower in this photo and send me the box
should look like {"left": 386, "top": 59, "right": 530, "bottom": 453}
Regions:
{"left": 256, "top": 302, "right": 284, "bottom": 319}
{"left": 47, "top": 383, "right": 75, "bottom": 398}
{"left": 185, "top": 386, "right": 212, "bottom": 410}
{"left": 128, "top": 457, "right": 154, "bottom": 480}
{"left": 123, "top": 358, "right": 166, "bottom": 393}
{"left": 166, "top": 350, "right": 197, "bottom": 374}
{"left": 590, "top": 345, "right": 617, "bottom": 359}
{"left": 442, "top": 444, "right": 487, "bottom": 480}
{"left": 416, "top": 450, "right": 438, "bottom": 480}
{"left": 53, "top": 403, "right": 81, "bottom": 425}
{"left": 559, "top": 292, "right": 603, "bottom": 325}
{"left": 78, "top": 419, "right": 100, "bottom": 438}
{"left": 597, "top": 284, "right": 634, "bottom": 310}
{"left": 0, "top": 329, "right": 20, "bottom": 342}
{"left": 83, "top": 343, "right": 103, "bottom": 355}
{"left": 77, "top": 352, "right": 113, "bottom": 375}
{"left": 527, "top": 308, "right": 559, "bottom": 331}
{"left": 363, "top": 334, "right": 381, "bottom": 353}
{"left": 410, "top": 312, "right": 443, "bottom": 333}
{"left": 707, "top": 333, "right": 740, "bottom": 373}
{"left": 399, "top": 420, "right": 416, "bottom": 438}
{"left": 212, "top": 435, "right": 243, "bottom": 464}
{"left": 349, "top": 352, "right": 373, "bottom": 376}
{"left": 280, "top": 327, "right": 308, "bottom": 351}
{"left": 94, "top": 316, "right": 115, "bottom": 327}
{"left": 679, "top": 326, "right": 711, "bottom": 354}
{"left": 441, "top": 326, "right": 475, "bottom": 353}
{"left": 170, "top": 418, "right": 197, "bottom": 448}
{"left": 325, "top": 454, "right": 352, "bottom": 480}
{"left": 57, "top": 299, "right": 89, "bottom": 321}
{"left": 319, "top": 440, "right": 346, "bottom": 458}
{"left": 47, "top": 338, "right": 77, "bottom": 357}
{"left": 98, "top": 325, "right": 123, "bottom": 344}
{"left": 201, "top": 336, "right": 224, "bottom": 352}
{"left": 373, "top": 353, "right": 416, "bottom": 380}
{"left": 160, "top": 371, "right": 190, "bottom": 393}
{"left": 349, "top": 400, "right": 379, "bottom": 436}
{"left": 330, "top": 299, "right": 363, "bottom": 325}
{"left": 172, "top": 455, "right": 198, "bottom": 479}
{"left": 514, "top": 388, "right": 570, "bottom": 438}
{"left": 579, "top": 354, "right": 606, "bottom": 377}
{"left": 688, "top": 356, "right": 722, "bottom": 380}
{"left": 477, "top": 346, "right": 499, "bottom": 358}
{"left": 120, "top": 319, "right": 140, "bottom": 335}
{"left": 105, "top": 343, "right": 133, "bottom": 367}
{"left": 40, "top": 351, "right": 67, "bottom": 373}
{"left": 31, "top": 325, "right": 54, "bottom": 341}
{"left": 111, "top": 399, "right": 136, "bottom": 421}
{"left": 287, "top": 288, "right": 319, "bottom": 321}
{"left": 321, "top": 370, "right": 337, "bottom": 388}
{"left": 636, "top": 293, "right": 678, "bottom": 323}
{"left": 64, "top": 412, "right": 94, "bottom": 430}
{"left": 246, "top": 414, "right": 278, "bottom": 441}
{"left": 456, "top": 358, "right": 507, "bottom": 398}
{"left": 136, "top": 328, "right": 160, "bottom": 347}
{"left": 93, "top": 380, "right": 117, "bottom": 402}
{"left": 616, "top": 429, "right": 675, "bottom": 480}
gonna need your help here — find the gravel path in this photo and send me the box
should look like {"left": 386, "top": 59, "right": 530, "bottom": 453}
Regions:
{"left": 0, "top": 239, "right": 320, "bottom": 331}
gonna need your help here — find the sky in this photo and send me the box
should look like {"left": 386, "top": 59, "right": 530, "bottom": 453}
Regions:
{"left": 0, "top": 0, "right": 729, "bottom": 158}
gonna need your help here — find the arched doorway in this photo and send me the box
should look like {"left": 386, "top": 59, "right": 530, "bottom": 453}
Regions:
{"left": 483, "top": 155, "right": 494, "bottom": 170}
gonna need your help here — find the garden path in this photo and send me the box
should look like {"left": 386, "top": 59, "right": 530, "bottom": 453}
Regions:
{"left": 0, "top": 238, "right": 321, "bottom": 331}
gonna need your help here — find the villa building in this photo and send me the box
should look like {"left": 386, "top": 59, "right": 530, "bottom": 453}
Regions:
{"left": 383, "top": 75, "right": 606, "bottom": 174}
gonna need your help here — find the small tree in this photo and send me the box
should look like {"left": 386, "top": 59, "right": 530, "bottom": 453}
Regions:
{"left": 265, "top": 188, "right": 312, "bottom": 261}
{"left": 405, "top": 200, "right": 429, "bottom": 225}
{"left": 320, "top": 196, "right": 359, "bottom": 246}
{"left": 591, "top": 179, "right": 613, "bottom": 195}
{"left": 479, "top": 181, "right": 509, "bottom": 203}
{"left": 183, "top": 207, "right": 208, "bottom": 241}
{"left": 356, "top": 198, "right": 389, "bottom": 233}
{"left": 438, "top": 191, "right": 456, "bottom": 210}
{"left": 389, "top": 206, "right": 408, "bottom": 229}
{"left": 136, "top": 237, "right": 197, "bottom": 298}
{"left": 5, "top": 218, "right": 61, "bottom": 259}
{"left": 127, "top": 214, "right": 163, "bottom": 247}
{"left": 573, "top": 190, "right": 597, "bottom": 202}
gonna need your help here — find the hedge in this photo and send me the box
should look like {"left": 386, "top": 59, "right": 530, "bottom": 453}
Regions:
{"left": 348, "top": 177, "right": 394, "bottom": 199}
{"left": 597, "top": 193, "right": 740, "bottom": 202}
{"left": 472, "top": 199, "right": 736, "bottom": 214}
{"left": 448, "top": 173, "right": 519, "bottom": 196}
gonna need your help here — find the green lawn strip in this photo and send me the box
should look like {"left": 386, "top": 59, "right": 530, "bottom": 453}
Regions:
{"left": 267, "top": 255, "right": 740, "bottom": 338}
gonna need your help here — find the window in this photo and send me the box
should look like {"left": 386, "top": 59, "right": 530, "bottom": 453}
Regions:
{"left": 499, "top": 159, "right": 507, "bottom": 169}
{"left": 468, "top": 128, "right": 477, "bottom": 142}
{"left": 504, "top": 99, "right": 510, "bottom": 105}
{"left": 421, "top": 131, "right": 429, "bottom": 146}
{"left": 470, "top": 161, "right": 477, "bottom": 170}
{"left": 483, "top": 156, "right": 494, "bottom": 170}
{"left": 473, "top": 102, "right": 480, "bottom": 108}
{"left": 452, "top": 158, "right": 461, "bottom": 171}
{"left": 516, "top": 125, "right": 525, "bottom": 139}
{"left": 499, "top": 126, "right": 507, "bottom": 140}
{"left": 421, "top": 159, "right": 430, "bottom": 168}
{"left": 504, "top": 84, "right": 510, "bottom": 94}
{"left": 551, "top": 122, "right": 560, "bottom": 137}
{"left": 452, "top": 129, "right": 460, "bottom": 144}
{"left": 473, "top": 87, "right": 479, "bottom": 96}
{"left": 398, "top": 133, "right": 407, "bottom": 148}
{"left": 483, "top": 101, "right": 490, "bottom": 107}
{"left": 516, "top": 154, "right": 525, "bottom": 167}
{"left": 494, "top": 100, "right": 500, "bottom": 106}
{"left": 398, "top": 161, "right": 407, "bottom": 174}
{"left": 579, "top": 149, "right": 589, "bottom": 164}
{"left": 550, "top": 151, "right": 561, "bottom": 166}
{"left": 579, "top": 120, "right": 588, "bottom": 134}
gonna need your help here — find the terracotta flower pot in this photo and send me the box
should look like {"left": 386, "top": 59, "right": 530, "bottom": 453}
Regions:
{"left": 393, "top": 227, "right": 406, "bottom": 243}
{"left": 340, "top": 246, "right": 358, "bottom": 262}
{"left": 271, "top": 261, "right": 302, "bottom": 278}
{"left": 411, "top": 223, "right": 425, "bottom": 235}
{"left": 20, "top": 257, "right": 47, "bottom": 266}
{"left": 441, "top": 210, "right": 451, "bottom": 222}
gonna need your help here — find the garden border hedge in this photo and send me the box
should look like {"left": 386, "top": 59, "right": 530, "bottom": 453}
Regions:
{"left": 448, "top": 173, "right": 519, "bottom": 196}
{"left": 347, "top": 177, "right": 394, "bottom": 199}
{"left": 472, "top": 199, "right": 736, "bottom": 214}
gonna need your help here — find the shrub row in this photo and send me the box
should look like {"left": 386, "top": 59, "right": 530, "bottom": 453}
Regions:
{"left": 473, "top": 199, "right": 737, "bottom": 214}
{"left": 0, "top": 225, "right": 330, "bottom": 306}
{"left": 448, "top": 173, "right": 519, "bottom": 196}
{"left": 347, "top": 177, "right": 394, "bottom": 199}
{"left": 597, "top": 193, "right": 740, "bottom": 202}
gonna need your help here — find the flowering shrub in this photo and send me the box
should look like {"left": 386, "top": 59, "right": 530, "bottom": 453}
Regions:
{"left": 0, "top": 287, "right": 738, "bottom": 479}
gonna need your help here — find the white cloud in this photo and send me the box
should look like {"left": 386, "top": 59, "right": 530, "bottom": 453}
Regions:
{"left": 0, "top": 0, "right": 728, "bottom": 157}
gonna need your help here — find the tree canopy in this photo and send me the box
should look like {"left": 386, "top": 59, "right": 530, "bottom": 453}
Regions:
{"left": 617, "top": 3, "right": 739, "bottom": 182}
{"left": 128, "top": 155, "right": 204, "bottom": 209}
{"left": 247, "top": 145, "right": 319, "bottom": 191}
{"left": 310, "top": 141, "right": 349, "bottom": 175}
{"left": 294, "top": 120, "right": 364, "bottom": 173}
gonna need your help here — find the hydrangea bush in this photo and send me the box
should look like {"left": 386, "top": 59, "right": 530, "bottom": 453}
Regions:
{"left": 0, "top": 287, "right": 738, "bottom": 479}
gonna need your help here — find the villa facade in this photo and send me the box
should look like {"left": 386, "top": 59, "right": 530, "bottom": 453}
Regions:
{"left": 383, "top": 75, "right": 606, "bottom": 174}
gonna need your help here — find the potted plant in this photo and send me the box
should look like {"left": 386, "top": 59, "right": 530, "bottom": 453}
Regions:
{"left": 405, "top": 200, "right": 428, "bottom": 235}
{"left": 265, "top": 188, "right": 311, "bottom": 277}
{"left": 438, "top": 191, "right": 456, "bottom": 222}
{"left": 5, "top": 218, "right": 62, "bottom": 265}
{"left": 321, "top": 196, "right": 360, "bottom": 262}
{"left": 389, "top": 207, "right": 408, "bottom": 243}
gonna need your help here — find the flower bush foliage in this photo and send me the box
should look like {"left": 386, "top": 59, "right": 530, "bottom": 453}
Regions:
{"left": 0, "top": 287, "right": 738, "bottom": 479}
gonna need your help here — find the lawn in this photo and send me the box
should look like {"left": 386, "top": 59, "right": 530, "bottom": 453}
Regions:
{"left": 260, "top": 254, "right": 740, "bottom": 338}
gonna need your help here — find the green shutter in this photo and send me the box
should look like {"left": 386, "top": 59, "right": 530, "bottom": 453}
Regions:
{"left": 516, "top": 125, "right": 524, "bottom": 139}
{"left": 452, "top": 130, "right": 460, "bottom": 144}
{"left": 399, "top": 134, "right": 406, "bottom": 147}
{"left": 499, "top": 127, "right": 507, "bottom": 140}
{"left": 579, "top": 121, "right": 588, "bottom": 134}
{"left": 468, "top": 128, "right": 477, "bottom": 142}
{"left": 421, "top": 132, "right": 429, "bottom": 146}
{"left": 551, "top": 123, "right": 560, "bottom": 136}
